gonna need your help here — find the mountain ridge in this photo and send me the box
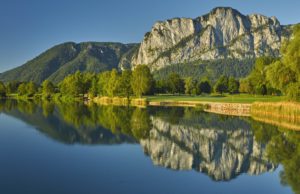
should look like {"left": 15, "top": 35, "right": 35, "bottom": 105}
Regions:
{"left": 0, "top": 7, "right": 297, "bottom": 83}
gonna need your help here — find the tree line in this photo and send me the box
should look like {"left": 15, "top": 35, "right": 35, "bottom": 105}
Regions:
{"left": 0, "top": 59, "right": 295, "bottom": 100}
{"left": 0, "top": 66, "right": 242, "bottom": 99}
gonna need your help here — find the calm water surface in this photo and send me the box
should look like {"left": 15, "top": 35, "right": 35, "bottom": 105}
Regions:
{"left": 0, "top": 100, "right": 299, "bottom": 194}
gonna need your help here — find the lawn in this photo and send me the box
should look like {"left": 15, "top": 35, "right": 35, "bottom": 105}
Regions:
{"left": 146, "top": 94, "right": 285, "bottom": 104}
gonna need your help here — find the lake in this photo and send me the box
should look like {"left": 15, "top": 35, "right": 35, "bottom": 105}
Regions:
{"left": 0, "top": 100, "right": 299, "bottom": 194}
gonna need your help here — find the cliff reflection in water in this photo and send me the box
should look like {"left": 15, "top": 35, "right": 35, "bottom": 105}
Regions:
{"left": 0, "top": 100, "right": 300, "bottom": 193}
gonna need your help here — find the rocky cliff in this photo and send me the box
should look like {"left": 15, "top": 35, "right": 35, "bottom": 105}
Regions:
{"left": 140, "top": 117, "right": 276, "bottom": 181}
{"left": 129, "top": 7, "right": 292, "bottom": 70}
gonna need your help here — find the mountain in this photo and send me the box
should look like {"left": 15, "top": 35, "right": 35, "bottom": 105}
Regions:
{"left": 130, "top": 7, "right": 293, "bottom": 70}
{"left": 0, "top": 42, "right": 138, "bottom": 84}
{"left": 0, "top": 7, "right": 296, "bottom": 83}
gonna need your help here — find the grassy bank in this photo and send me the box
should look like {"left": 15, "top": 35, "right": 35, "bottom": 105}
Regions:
{"left": 147, "top": 94, "right": 284, "bottom": 104}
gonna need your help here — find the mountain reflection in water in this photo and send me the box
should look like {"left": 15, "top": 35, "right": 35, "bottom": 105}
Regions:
{"left": 0, "top": 99, "right": 299, "bottom": 193}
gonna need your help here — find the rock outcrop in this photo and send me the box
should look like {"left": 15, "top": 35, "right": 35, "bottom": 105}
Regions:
{"left": 129, "top": 7, "right": 293, "bottom": 70}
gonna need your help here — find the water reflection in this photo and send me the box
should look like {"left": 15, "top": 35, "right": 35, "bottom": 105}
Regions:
{"left": 0, "top": 100, "right": 300, "bottom": 193}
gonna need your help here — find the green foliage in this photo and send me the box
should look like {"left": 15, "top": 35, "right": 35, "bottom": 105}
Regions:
{"left": 97, "top": 71, "right": 111, "bottom": 96}
{"left": 17, "top": 83, "right": 27, "bottom": 96}
{"left": 228, "top": 77, "right": 240, "bottom": 94}
{"left": 154, "top": 58, "right": 255, "bottom": 82}
{"left": 264, "top": 24, "right": 300, "bottom": 101}
{"left": 266, "top": 60, "right": 296, "bottom": 92}
{"left": 167, "top": 73, "right": 184, "bottom": 94}
{"left": 59, "top": 71, "right": 84, "bottom": 97}
{"left": 0, "top": 81, "right": 6, "bottom": 97}
{"left": 184, "top": 78, "right": 212, "bottom": 95}
{"left": 239, "top": 78, "right": 253, "bottom": 94}
{"left": 119, "top": 70, "right": 133, "bottom": 99}
{"left": 89, "top": 77, "right": 98, "bottom": 97}
{"left": 41, "top": 80, "right": 55, "bottom": 98}
{"left": 198, "top": 79, "right": 212, "bottom": 94}
{"left": 26, "top": 82, "right": 38, "bottom": 97}
{"left": 282, "top": 25, "right": 300, "bottom": 74}
{"left": 6, "top": 81, "right": 20, "bottom": 94}
{"left": 214, "top": 75, "right": 229, "bottom": 94}
{"left": 255, "top": 84, "right": 267, "bottom": 96}
{"left": 106, "top": 69, "right": 120, "bottom": 97}
{"left": 245, "top": 56, "right": 277, "bottom": 94}
{"left": 286, "top": 83, "right": 300, "bottom": 102}
{"left": 131, "top": 65, "right": 153, "bottom": 97}
{"left": 184, "top": 77, "right": 196, "bottom": 95}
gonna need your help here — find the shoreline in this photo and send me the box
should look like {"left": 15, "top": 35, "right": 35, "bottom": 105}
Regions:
{"left": 1, "top": 96, "right": 299, "bottom": 130}
{"left": 90, "top": 96, "right": 252, "bottom": 117}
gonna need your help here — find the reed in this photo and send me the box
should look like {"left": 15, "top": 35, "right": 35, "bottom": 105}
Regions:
{"left": 251, "top": 102, "right": 300, "bottom": 130}
{"left": 92, "top": 96, "right": 148, "bottom": 107}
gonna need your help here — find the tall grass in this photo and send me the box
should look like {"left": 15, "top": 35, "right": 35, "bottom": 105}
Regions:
{"left": 251, "top": 102, "right": 300, "bottom": 130}
{"left": 92, "top": 96, "right": 148, "bottom": 107}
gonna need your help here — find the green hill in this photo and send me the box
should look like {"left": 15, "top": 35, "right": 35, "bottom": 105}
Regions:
{"left": 0, "top": 42, "right": 138, "bottom": 84}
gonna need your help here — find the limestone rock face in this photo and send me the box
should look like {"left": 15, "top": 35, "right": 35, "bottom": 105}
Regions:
{"left": 130, "top": 7, "right": 292, "bottom": 70}
{"left": 140, "top": 117, "right": 276, "bottom": 181}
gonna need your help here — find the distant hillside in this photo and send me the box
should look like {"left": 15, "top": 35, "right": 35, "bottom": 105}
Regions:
{"left": 0, "top": 42, "right": 138, "bottom": 84}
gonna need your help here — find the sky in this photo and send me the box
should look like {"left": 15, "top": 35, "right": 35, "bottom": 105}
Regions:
{"left": 0, "top": 0, "right": 299, "bottom": 72}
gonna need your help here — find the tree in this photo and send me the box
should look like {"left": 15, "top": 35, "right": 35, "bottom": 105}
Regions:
{"left": 256, "top": 84, "right": 267, "bottom": 95}
{"left": 17, "top": 83, "right": 27, "bottom": 96}
{"left": 265, "top": 24, "right": 300, "bottom": 101}
{"left": 198, "top": 79, "right": 212, "bottom": 94}
{"left": 89, "top": 77, "right": 98, "bottom": 97}
{"left": 41, "top": 80, "right": 55, "bottom": 97}
{"left": 106, "top": 69, "right": 120, "bottom": 97}
{"left": 214, "top": 75, "right": 228, "bottom": 94}
{"left": 119, "top": 70, "right": 133, "bottom": 100}
{"left": 228, "top": 77, "right": 239, "bottom": 94}
{"left": 184, "top": 77, "right": 195, "bottom": 95}
{"left": 286, "top": 83, "right": 300, "bottom": 102}
{"left": 81, "top": 73, "right": 95, "bottom": 94}
{"left": 282, "top": 24, "right": 300, "bottom": 75}
{"left": 97, "top": 71, "right": 111, "bottom": 96}
{"left": 167, "top": 73, "right": 184, "bottom": 94}
{"left": 73, "top": 71, "right": 84, "bottom": 96}
{"left": 6, "top": 81, "right": 20, "bottom": 94}
{"left": 131, "top": 65, "right": 153, "bottom": 97}
{"left": 239, "top": 78, "right": 254, "bottom": 94}
{"left": 245, "top": 56, "right": 276, "bottom": 94}
{"left": 59, "top": 71, "right": 84, "bottom": 97}
{"left": 26, "top": 82, "right": 38, "bottom": 97}
{"left": 0, "top": 81, "right": 6, "bottom": 97}
{"left": 266, "top": 60, "right": 296, "bottom": 92}
{"left": 155, "top": 79, "right": 167, "bottom": 94}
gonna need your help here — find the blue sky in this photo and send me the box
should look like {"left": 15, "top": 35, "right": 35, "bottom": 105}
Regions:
{"left": 0, "top": 0, "right": 299, "bottom": 72}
